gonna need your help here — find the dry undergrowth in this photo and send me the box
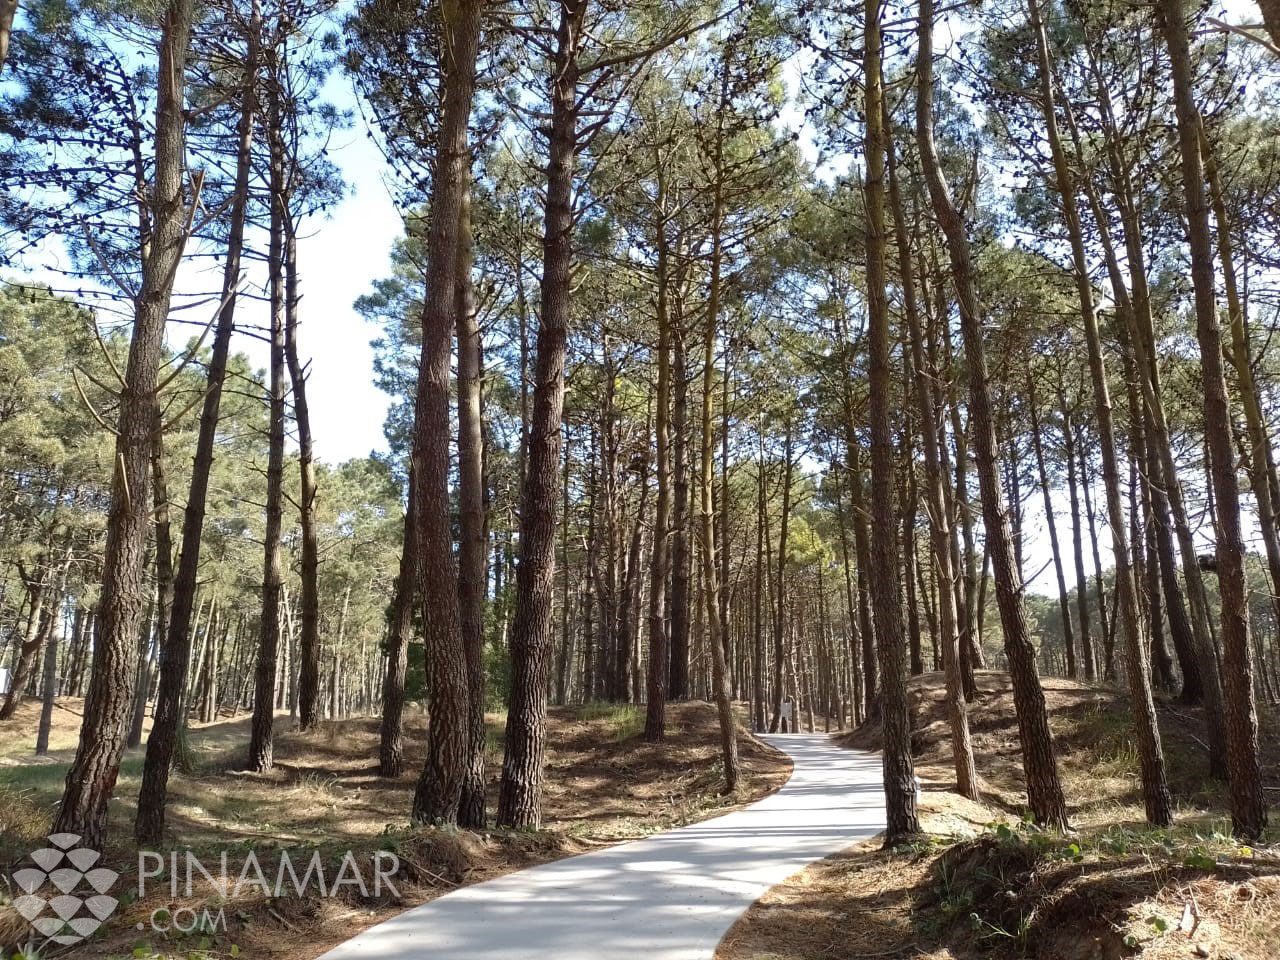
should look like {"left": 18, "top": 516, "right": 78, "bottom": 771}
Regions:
{"left": 0, "top": 698, "right": 789, "bottom": 960}
{"left": 718, "top": 671, "right": 1280, "bottom": 960}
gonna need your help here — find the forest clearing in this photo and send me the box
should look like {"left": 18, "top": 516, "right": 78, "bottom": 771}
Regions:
{"left": 4, "top": 0, "right": 1280, "bottom": 956}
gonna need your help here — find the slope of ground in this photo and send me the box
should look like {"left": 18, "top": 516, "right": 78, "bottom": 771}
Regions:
{"left": 717, "top": 671, "right": 1280, "bottom": 960}
{"left": 0, "top": 698, "right": 789, "bottom": 959}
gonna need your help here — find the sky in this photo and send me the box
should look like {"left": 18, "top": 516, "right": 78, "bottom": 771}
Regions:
{"left": 225, "top": 108, "right": 403, "bottom": 465}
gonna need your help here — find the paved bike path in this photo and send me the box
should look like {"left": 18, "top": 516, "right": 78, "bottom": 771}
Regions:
{"left": 318, "top": 733, "right": 886, "bottom": 960}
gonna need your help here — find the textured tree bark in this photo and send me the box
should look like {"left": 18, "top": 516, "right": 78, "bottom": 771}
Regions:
{"left": 834, "top": 308, "right": 875, "bottom": 716}
{"left": 885, "top": 99, "right": 977, "bottom": 801}
{"left": 1158, "top": 0, "right": 1266, "bottom": 840}
{"left": 694, "top": 53, "right": 739, "bottom": 791}
{"left": 916, "top": 0, "right": 1067, "bottom": 830}
{"left": 246, "top": 68, "right": 288, "bottom": 774}
{"left": 582, "top": 443, "right": 598, "bottom": 699}
{"left": 135, "top": 12, "right": 256, "bottom": 841}
{"left": 1121, "top": 347, "right": 1175, "bottom": 691}
{"left": 769, "top": 420, "right": 794, "bottom": 733}
{"left": 1027, "top": 0, "right": 1171, "bottom": 825}
{"left": 1202, "top": 122, "right": 1280, "bottom": 651}
{"left": 35, "top": 557, "right": 70, "bottom": 755}
{"left": 55, "top": 0, "right": 195, "bottom": 848}
{"left": 128, "top": 456, "right": 166, "bottom": 751}
{"left": 669, "top": 298, "right": 691, "bottom": 700}
{"left": 900, "top": 446, "right": 924, "bottom": 678}
{"left": 497, "top": 0, "right": 583, "bottom": 828}
{"left": 719, "top": 347, "right": 732, "bottom": 693}
{"left": 865, "top": 5, "right": 919, "bottom": 842}
{"left": 752, "top": 440, "right": 768, "bottom": 732}
{"left": 848, "top": 439, "right": 877, "bottom": 711}
{"left": 34, "top": 606, "right": 60, "bottom": 755}
{"left": 1056, "top": 394, "right": 1095, "bottom": 681}
{"left": 644, "top": 172, "right": 672, "bottom": 741}
{"left": 409, "top": 0, "right": 482, "bottom": 826}
{"left": 456, "top": 176, "right": 489, "bottom": 828}
{"left": 939, "top": 315, "right": 984, "bottom": 678}
{"left": 919, "top": 265, "right": 979, "bottom": 699}
{"left": 286, "top": 210, "right": 321, "bottom": 735}
{"left": 1258, "top": 0, "right": 1280, "bottom": 50}
{"left": 0, "top": 0, "right": 16, "bottom": 72}
{"left": 0, "top": 573, "right": 45, "bottom": 720}
{"left": 614, "top": 476, "right": 648, "bottom": 703}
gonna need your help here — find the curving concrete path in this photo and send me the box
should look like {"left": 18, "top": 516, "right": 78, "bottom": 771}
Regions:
{"left": 318, "top": 734, "right": 885, "bottom": 960}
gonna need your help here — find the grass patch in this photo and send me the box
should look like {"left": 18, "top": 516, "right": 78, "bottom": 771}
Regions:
{"left": 572, "top": 701, "right": 644, "bottom": 742}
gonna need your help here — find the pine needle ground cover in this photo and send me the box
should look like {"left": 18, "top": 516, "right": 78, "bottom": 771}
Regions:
{"left": 0, "top": 699, "right": 788, "bottom": 960}
{"left": 718, "top": 672, "right": 1280, "bottom": 960}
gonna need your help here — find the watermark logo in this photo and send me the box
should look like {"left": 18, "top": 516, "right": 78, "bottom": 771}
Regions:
{"left": 8, "top": 844, "right": 400, "bottom": 947}
{"left": 11, "top": 833, "right": 119, "bottom": 945}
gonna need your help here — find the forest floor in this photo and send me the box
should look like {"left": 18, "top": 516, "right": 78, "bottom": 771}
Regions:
{"left": 0, "top": 698, "right": 789, "bottom": 960}
{"left": 716, "top": 671, "right": 1280, "bottom": 960}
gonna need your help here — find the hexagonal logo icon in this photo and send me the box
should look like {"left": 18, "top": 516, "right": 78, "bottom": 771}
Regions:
{"left": 10, "top": 833, "right": 118, "bottom": 945}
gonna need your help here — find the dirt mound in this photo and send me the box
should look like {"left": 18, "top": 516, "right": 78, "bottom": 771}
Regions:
{"left": 720, "top": 673, "right": 1280, "bottom": 960}
{"left": 841, "top": 670, "right": 1113, "bottom": 758}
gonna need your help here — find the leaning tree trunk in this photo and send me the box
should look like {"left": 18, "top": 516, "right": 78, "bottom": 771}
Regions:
{"left": 1202, "top": 121, "right": 1280, "bottom": 646}
{"left": 409, "top": 0, "right": 482, "bottom": 826}
{"left": 55, "top": 0, "right": 196, "bottom": 848}
{"left": 134, "top": 7, "right": 256, "bottom": 842}
{"left": 497, "top": 0, "right": 584, "bottom": 829}
{"left": 915, "top": 0, "right": 1067, "bottom": 831}
{"left": 1068, "top": 48, "right": 1225, "bottom": 739}
{"left": 1027, "top": 0, "right": 1171, "bottom": 826}
{"left": 0, "top": 573, "right": 45, "bottom": 720}
{"left": 1158, "top": 0, "right": 1266, "bottom": 840}
{"left": 864, "top": 2, "right": 918, "bottom": 843}
{"left": 1027, "top": 373, "right": 1076, "bottom": 678}
{"left": 884, "top": 93, "right": 978, "bottom": 803}
{"left": 285, "top": 217, "right": 321, "bottom": 734}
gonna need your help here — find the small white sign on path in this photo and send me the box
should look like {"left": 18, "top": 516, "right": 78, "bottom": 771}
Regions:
{"left": 317, "top": 734, "right": 887, "bottom": 960}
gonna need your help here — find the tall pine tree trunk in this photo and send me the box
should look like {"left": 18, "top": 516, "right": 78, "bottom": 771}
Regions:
{"left": 246, "top": 67, "right": 288, "bottom": 773}
{"left": 644, "top": 172, "right": 672, "bottom": 741}
{"left": 379, "top": 469, "right": 415, "bottom": 776}
{"left": 1027, "top": 0, "right": 1171, "bottom": 825}
{"left": 497, "top": 0, "right": 584, "bottom": 828}
{"left": 915, "top": 0, "right": 1067, "bottom": 830}
{"left": 135, "top": 8, "right": 257, "bottom": 841}
{"left": 1158, "top": 0, "right": 1266, "bottom": 839}
{"left": 409, "top": 0, "right": 482, "bottom": 825}
{"left": 886, "top": 97, "right": 978, "bottom": 802}
{"left": 56, "top": 0, "right": 196, "bottom": 847}
{"left": 694, "top": 50, "right": 739, "bottom": 791}
{"left": 864, "top": 3, "right": 918, "bottom": 842}
{"left": 286, "top": 211, "right": 321, "bottom": 734}
{"left": 456, "top": 172, "right": 488, "bottom": 828}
